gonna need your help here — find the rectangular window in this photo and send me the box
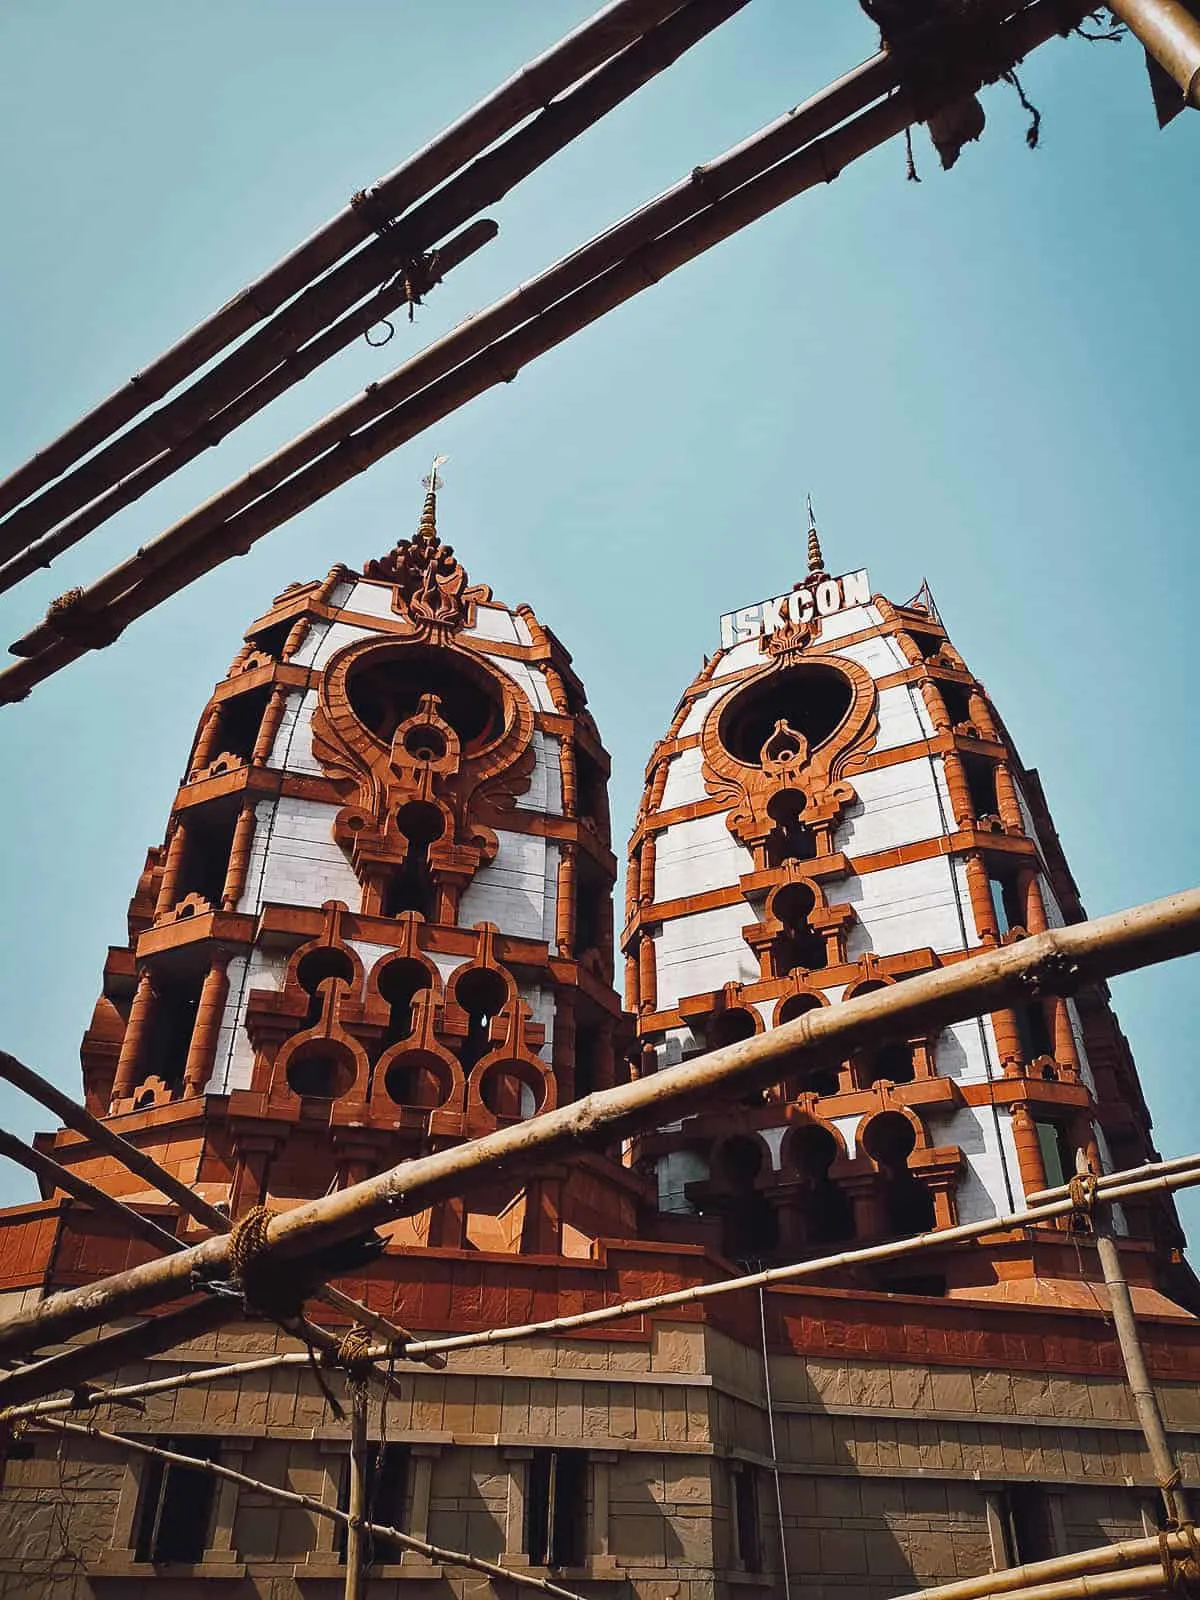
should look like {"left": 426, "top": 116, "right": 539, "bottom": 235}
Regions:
{"left": 732, "top": 1464, "right": 762, "bottom": 1573}
{"left": 1016, "top": 1001, "right": 1055, "bottom": 1063}
{"left": 989, "top": 870, "right": 1025, "bottom": 936}
{"left": 336, "top": 1443, "right": 410, "bottom": 1563}
{"left": 526, "top": 1449, "right": 587, "bottom": 1569}
{"left": 133, "top": 1437, "right": 218, "bottom": 1564}
{"left": 1035, "top": 1121, "right": 1078, "bottom": 1190}
{"left": 1004, "top": 1484, "right": 1057, "bottom": 1563}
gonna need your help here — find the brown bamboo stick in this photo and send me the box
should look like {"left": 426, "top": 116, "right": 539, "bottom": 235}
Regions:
{"left": 0, "top": 1048, "right": 441, "bottom": 1367}
{"left": 0, "top": 0, "right": 1084, "bottom": 698}
{"left": 892, "top": 1531, "right": 1196, "bottom": 1600}
{"left": 967, "top": 1564, "right": 1171, "bottom": 1600}
{"left": 0, "top": 1127, "right": 180, "bottom": 1255}
{"left": 5, "top": 42, "right": 896, "bottom": 667}
{"left": 345, "top": 1380, "right": 368, "bottom": 1600}
{"left": 0, "top": 0, "right": 749, "bottom": 576}
{"left": 0, "top": 0, "right": 687, "bottom": 524}
{"left": 33, "top": 1416, "right": 590, "bottom": 1600}
{"left": 1028, "top": 1152, "right": 1200, "bottom": 1205}
{"left": 1108, "top": 0, "right": 1200, "bottom": 106}
{"left": 0, "top": 882, "right": 1194, "bottom": 1368}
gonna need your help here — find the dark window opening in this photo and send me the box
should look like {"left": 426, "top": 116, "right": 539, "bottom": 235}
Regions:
{"left": 718, "top": 663, "right": 855, "bottom": 766}
{"left": 575, "top": 745, "right": 609, "bottom": 836}
{"left": 989, "top": 869, "right": 1025, "bottom": 935}
{"left": 940, "top": 678, "right": 973, "bottom": 725}
{"left": 863, "top": 1113, "right": 936, "bottom": 1239}
{"left": 526, "top": 1449, "right": 587, "bottom": 1569}
{"left": 209, "top": 686, "right": 271, "bottom": 766}
{"left": 719, "top": 1137, "right": 778, "bottom": 1261}
{"left": 383, "top": 1050, "right": 451, "bottom": 1109}
{"left": 287, "top": 1044, "right": 355, "bottom": 1100}
{"left": 575, "top": 856, "right": 609, "bottom": 960}
{"left": 1017, "top": 1001, "right": 1055, "bottom": 1063}
{"left": 336, "top": 1444, "right": 411, "bottom": 1563}
{"left": 964, "top": 755, "right": 1000, "bottom": 819}
{"left": 1005, "top": 1485, "right": 1057, "bottom": 1564}
{"left": 382, "top": 802, "right": 444, "bottom": 921}
{"left": 133, "top": 1436, "right": 218, "bottom": 1564}
{"left": 861, "top": 1040, "right": 916, "bottom": 1087}
{"left": 709, "top": 1009, "right": 761, "bottom": 1105}
{"left": 139, "top": 975, "right": 202, "bottom": 1094}
{"left": 1035, "top": 1120, "right": 1078, "bottom": 1190}
{"left": 480, "top": 1062, "right": 541, "bottom": 1121}
{"left": 777, "top": 995, "right": 838, "bottom": 1096}
{"left": 456, "top": 967, "right": 508, "bottom": 1071}
{"left": 765, "top": 789, "right": 817, "bottom": 867}
{"left": 246, "top": 618, "right": 293, "bottom": 661}
{"left": 574, "top": 1022, "right": 602, "bottom": 1099}
{"left": 348, "top": 648, "right": 504, "bottom": 755}
{"left": 909, "top": 629, "right": 945, "bottom": 662}
{"left": 788, "top": 1125, "right": 854, "bottom": 1245}
{"left": 174, "top": 809, "right": 238, "bottom": 909}
{"left": 732, "top": 1466, "right": 762, "bottom": 1572}
{"left": 377, "top": 959, "right": 431, "bottom": 1051}
{"left": 296, "top": 948, "right": 355, "bottom": 1029}
{"left": 773, "top": 884, "right": 826, "bottom": 975}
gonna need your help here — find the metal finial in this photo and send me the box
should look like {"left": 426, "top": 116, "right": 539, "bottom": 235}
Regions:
{"left": 421, "top": 452, "right": 449, "bottom": 494}
{"left": 806, "top": 493, "right": 825, "bottom": 576}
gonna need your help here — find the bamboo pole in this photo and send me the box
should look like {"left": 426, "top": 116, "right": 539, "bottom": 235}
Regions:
{"left": 0, "top": 883, "right": 1196, "bottom": 1370}
{"left": 1107, "top": 0, "right": 1200, "bottom": 107}
{"left": 1028, "top": 1152, "right": 1200, "bottom": 1205}
{"left": 0, "top": 1049, "right": 443, "bottom": 1368}
{"left": 0, "top": 0, "right": 749, "bottom": 577}
{"left": 32, "top": 1416, "right": 591, "bottom": 1600}
{"left": 4, "top": 42, "right": 897, "bottom": 668}
{"left": 890, "top": 1531, "right": 1200, "bottom": 1600}
{"left": 2, "top": 0, "right": 1082, "bottom": 694}
{"left": 0, "top": 1127, "right": 180, "bottom": 1255}
{"left": 963, "top": 1564, "right": 1172, "bottom": 1600}
{"left": 345, "top": 1381, "right": 368, "bottom": 1600}
{"left": 0, "top": 0, "right": 688, "bottom": 524}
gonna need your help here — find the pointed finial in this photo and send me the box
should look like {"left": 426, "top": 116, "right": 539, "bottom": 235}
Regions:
{"left": 417, "top": 453, "right": 449, "bottom": 538}
{"left": 806, "top": 493, "right": 825, "bottom": 576}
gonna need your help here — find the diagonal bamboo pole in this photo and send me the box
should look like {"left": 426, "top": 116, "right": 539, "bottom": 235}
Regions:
{"left": 0, "top": 1127, "right": 180, "bottom": 1255}
{"left": 31, "top": 1416, "right": 590, "bottom": 1600}
{"left": 6, "top": 1151, "right": 1200, "bottom": 1420}
{"left": 0, "top": 884, "right": 1197, "bottom": 1368}
{"left": 0, "top": 0, "right": 689, "bottom": 525}
{"left": 1027, "top": 1152, "right": 1200, "bottom": 1205}
{"left": 0, "top": 0, "right": 750, "bottom": 578}
{"left": 892, "top": 1531, "right": 1199, "bottom": 1600}
{"left": 0, "top": 1048, "right": 443, "bottom": 1368}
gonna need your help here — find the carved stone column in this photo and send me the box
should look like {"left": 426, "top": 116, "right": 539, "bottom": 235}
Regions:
{"left": 919, "top": 678, "right": 951, "bottom": 733}
{"left": 994, "top": 762, "right": 1025, "bottom": 833}
{"left": 402, "top": 1445, "right": 441, "bottom": 1564}
{"left": 183, "top": 952, "right": 232, "bottom": 1097}
{"left": 281, "top": 616, "right": 310, "bottom": 661}
{"left": 221, "top": 799, "right": 258, "bottom": 910}
{"left": 941, "top": 748, "right": 974, "bottom": 828}
{"left": 559, "top": 736, "right": 578, "bottom": 814}
{"left": 638, "top": 831, "right": 657, "bottom": 905}
{"left": 638, "top": 931, "right": 658, "bottom": 1015}
{"left": 153, "top": 820, "right": 189, "bottom": 917}
{"left": 110, "top": 969, "right": 156, "bottom": 1104}
{"left": 963, "top": 852, "right": 999, "bottom": 944}
{"left": 625, "top": 952, "right": 640, "bottom": 1013}
{"left": 190, "top": 707, "right": 223, "bottom": 776}
{"left": 555, "top": 843, "right": 577, "bottom": 957}
{"left": 968, "top": 688, "right": 998, "bottom": 740}
{"left": 251, "top": 685, "right": 288, "bottom": 765}
{"left": 1022, "top": 870, "right": 1049, "bottom": 934}
{"left": 203, "top": 1441, "right": 250, "bottom": 1567}
{"left": 1010, "top": 1103, "right": 1048, "bottom": 1197}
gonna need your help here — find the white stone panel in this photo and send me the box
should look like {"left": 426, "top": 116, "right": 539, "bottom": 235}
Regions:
{"left": 924, "top": 1104, "right": 1022, "bottom": 1222}
{"left": 307, "top": 619, "right": 382, "bottom": 672}
{"left": 658, "top": 747, "right": 707, "bottom": 811}
{"left": 347, "top": 941, "right": 395, "bottom": 983}
{"left": 842, "top": 856, "right": 972, "bottom": 958}
{"left": 487, "top": 653, "right": 556, "bottom": 714}
{"left": 712, "top": 639, "right": 764, "bottom": 679}
{"left": 932, "top": 1018, "right": 998, "bottom": 1086}
{"left": 343, "top": 580, "right": 399, "bottom": 619}
{"left": 268, "top": 689, "right": 324, "bottom": 776}
{"left": 654, "top": 904, "right": 759, "bottom": 1008}
{"left": 464, "top": 605, "right": 522, "bottom": 646}
{"left": 874, "top": 683, "right": 933, "bottom": 750}
{"left": 829, "top": 633, "right": 907, "bottom": 680}
{"left": 519, "top": 984, "right": 556, "bottom": 1060}
{"left": 679, "top": 682, "right": 730, "bottom": 739}
{"left": 458, "top": 829, "right": 551, "bottom": 943}
{"left": 654, "top": 811, "right": 751, "bottom": 902}
{"left": 209, "top": 947, "right": 288, "bottom": 1095}
{"left": 516, "top": 730, "right": 563, "bottom": 817}
{"left": 815, "top": 602, "right": 878, "bottom": 643}
{"left": 835, "top": 760, "right": 947, "bottom": 859}
{"left": 542, "top": 839, "right": 560, "bottom": 951}
{"left": 243, "top": 796, "right": 360, "bottom": 914}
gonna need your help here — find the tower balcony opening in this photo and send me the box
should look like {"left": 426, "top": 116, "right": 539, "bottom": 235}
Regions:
{"left": 347, "top": 647, "right": 503, "bottom": 755}
{"left": 718, "top": 663, "right": 853, "bottom": 766}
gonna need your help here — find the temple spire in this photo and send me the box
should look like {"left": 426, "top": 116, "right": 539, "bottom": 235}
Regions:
{"left": 418, "top": 452, "right": 449, "bottom": 539}
{"left": 806, "top": 493, "right": 826, "bottom": 577}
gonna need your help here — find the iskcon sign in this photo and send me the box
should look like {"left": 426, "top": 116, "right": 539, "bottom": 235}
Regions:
{"left": 719, "top": 567, "right": 871, "bottom": 649}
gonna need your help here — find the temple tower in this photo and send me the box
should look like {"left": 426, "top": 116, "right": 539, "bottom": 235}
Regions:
{"left": 67, "top": 479, "right": 632, "bottom": 1253}
{"left": 624, "top": 515, "right": 1186, "bottom": 1300}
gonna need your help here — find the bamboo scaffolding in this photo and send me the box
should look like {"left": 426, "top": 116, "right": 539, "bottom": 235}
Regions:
{"left": 0, "top": 1127, "right": 180, "bottom": 1255}
{"left": 893, "top": 1531, "right": 1199, "bottom": 1600}
{"left": 345, "top": 1381, "right": 368, "bottom": 1600}
{"left": 1028, "top": 1152, "right": 1200, "bottom": 1205}
{"left": 0, "top": 0, "right": 748, "bottom": 577}
{"left": 31, "top": 1415, "right": 591, "bottom": 1600}
{"left": 964, "top": 1564, "right": 1173, "bottom": 1600}
{"left": 2, "top": 0, "right": 1085, "bottom": 697}
{"left": 0, "top": 885, "right": 1197, "bottom": 1380}
{"left": 6, "top": 1151, "right": 1200, "bottom": 1422}
{"left": 0, "top": 1049, "right": 443, "bottom": 1368}
{"left": 0, "top": 0, "right": 689, "bottom": 524}
{"left": 1108, "top": 0, "right": 1200, "bottom": 106}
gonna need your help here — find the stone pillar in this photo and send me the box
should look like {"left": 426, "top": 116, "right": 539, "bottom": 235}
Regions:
{"left": 103, "top": 1452, "right": 149, "bottom": 1564}
{"left": 316, "top": 563, "right": 347, "bottom": 604}
{"left": 625, "top": 845, "right": 641, "bottom": 922}
{"left": 994, "top": 762, "right": 1024, "bottom": 833}
{"left": 919, "top": 678, "right": 951, "bottom": 733}
{"left": 942, "top": 748, "right": 974, "bottom": 828}
{"left": 648, "top": 759, "right": 669, "bottom": 812}
{"left": 963, "top": 852, "right": 999, "bottom": 944}
{"left": 590, "top": 1450, "right": 619, "bottom": 1569}
{"left": 153, "top": 820, "right": 189, "bottom": 917}
{"left": 1022, "top": 870, "right": 1049, "bottom": 934}
{"left": 110, "top": 970, "right": 156, "bottom": 1104}
{"left": 638, "top": 931, "right": 657, "bottom": 1015}
{"left": 221, "top": 800, "right": 258, "bottom": 910}
{"left": 281, "top": 616, "right": 310, "bottom": 661}
{"left": 402, "top": 1445, "right": 440, "bottom": 1564}
{"left": 251, "top": 685, "right": 288, "bottom": 765}
{"left": 1010, "top": 1103, "right": 1048, "bottom": 1197}
{"left": 1053, "top": 997, "right": 1083, "bottom": 1081}
{"left": 625, "top": 952, "right": 640, "bottom": 1013}
{"left": 502, "top": 1448, "right": 533, "bottom": 1558}
{"left": 203, "top": 1442, "right": 250, "bottom": 1567}
{"left": 968, "top": 688, "right": 998, "bottom": 740}
{"left": 984, "top": 1491, "right": 1011, "bottom": 1569}
{"left": 305, "top": 1447, "right": 343, "bottom": 1567}
{"left": 183, "top": 953, "right": 232, "bottom": 1097}
{"left": 559, "top": 736, "right": 578, "bottom": 815}
{"left": 841, "top": 1173, "right": 883, "bottom": 1241}
{"left": 555, "top": 844, "right": 577, "bottom": 957}
{"left": 991, "top": 1007, "right": 1025, "bottom": 1069}
{"left": 190, "top": 706, "right": 223, "bottom": 775}
{"left": 638, "top": 831, "right": 657, "bottom": 904}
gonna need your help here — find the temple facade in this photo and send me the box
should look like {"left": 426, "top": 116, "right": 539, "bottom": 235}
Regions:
{"left": 0, "top": 496, "right": 1198, "bottom": 1600}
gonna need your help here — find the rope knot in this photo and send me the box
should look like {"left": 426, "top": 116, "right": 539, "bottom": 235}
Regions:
{"left": 1067, "top": 1170, "right": 1099, "bottom": 1228}
{"left": 228, "top": 1205, "right": 304, "bottom": 1319}
{"left": 335, "top": 1325, "right": 375, "bottom": 1380}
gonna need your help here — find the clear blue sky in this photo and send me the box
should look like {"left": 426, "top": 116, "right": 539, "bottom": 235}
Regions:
{"left": 1, "top": 2, "right": 1197, "bottom": 1238}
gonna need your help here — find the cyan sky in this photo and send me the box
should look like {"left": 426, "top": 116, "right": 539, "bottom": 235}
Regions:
{"left": 1, "top": 2, "right": 1197, "bottom": 1236}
